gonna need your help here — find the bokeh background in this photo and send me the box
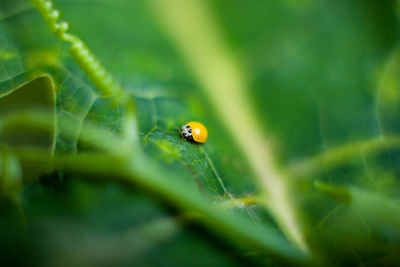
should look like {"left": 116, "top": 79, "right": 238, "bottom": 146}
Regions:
{"left": 1, "top": 0, "right": 400, "bottom": 266}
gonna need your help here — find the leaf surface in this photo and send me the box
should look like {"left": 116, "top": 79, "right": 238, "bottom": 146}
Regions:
{"left": 1, "top": 0, "right": 400, "bottom": 266}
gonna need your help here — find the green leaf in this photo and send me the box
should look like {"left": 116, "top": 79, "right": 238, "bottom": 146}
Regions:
{"left": 1, "top": 0, "right": 400, "bottom": 266}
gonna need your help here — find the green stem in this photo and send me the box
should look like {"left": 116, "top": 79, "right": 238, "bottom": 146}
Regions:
{"left": 1, "top": 110, "right": 126, "bottom": 153}
{"left": 289, "top": 135, "right": 400, "bottom": 179}
{"left": 15, "top": 147, "right": 313, "bottom": 265}
{"left": 31, "top": 0, "right": 124, "bottom": 98}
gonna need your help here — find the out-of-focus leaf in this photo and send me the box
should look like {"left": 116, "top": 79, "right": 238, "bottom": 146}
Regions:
{"left": 1, "top": 0, "right": 400, "bottom": 266}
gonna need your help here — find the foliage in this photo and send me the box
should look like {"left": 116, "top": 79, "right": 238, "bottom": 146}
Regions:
{"left": 1, "top": 0, "right": 400, "bottom": 266}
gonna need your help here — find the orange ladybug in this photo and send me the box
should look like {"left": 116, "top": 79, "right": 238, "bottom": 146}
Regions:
{"left": 180, "top": 121, "right": 208, "bottom": 143}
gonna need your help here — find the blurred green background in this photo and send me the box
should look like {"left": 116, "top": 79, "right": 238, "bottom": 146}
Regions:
{"left": 1, "top": 0, "right": 400, "bottom": 266}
